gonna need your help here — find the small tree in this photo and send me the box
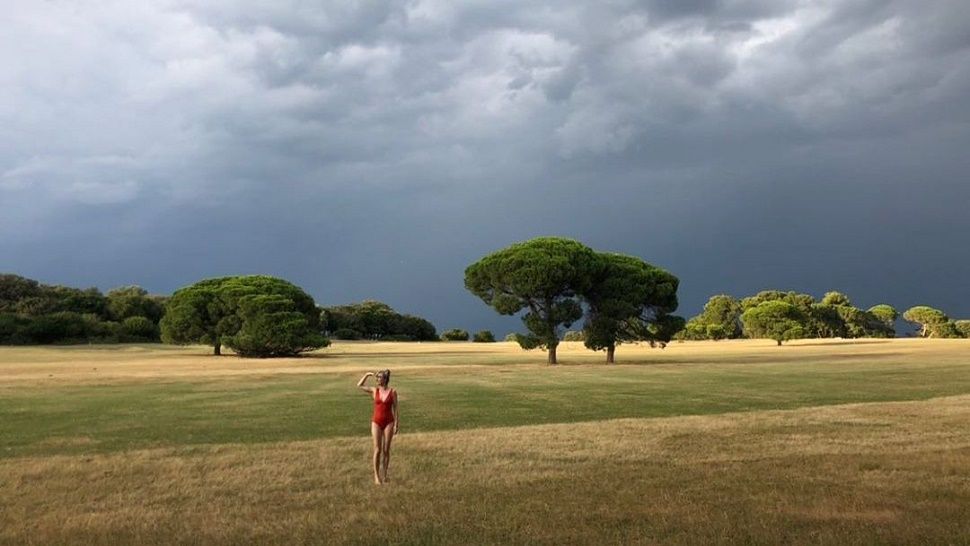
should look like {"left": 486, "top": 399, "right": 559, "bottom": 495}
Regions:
{"left": 867, "top": 304, "right": 898, "bottom": 333}
{"left": 441, "top": 328, "right": 470, "bottom": 341}
{"left": 687, "top": 295, "right": 743, "bottom": 339}
{"left": 472, "top": 330, "right": 496, "bottom": 342}
{"left": 676, "top": 319, "right": 709, "bottom": 340}
{"left": 741, "top": 301, "right": 806, "bottom": 345}
{"left": 953, "top": 320, "right": 970, "bottom": 338}
{"left": 930, "top": 321, "right": 963, "bottom": 338}
{"left": 465, "top": 237, "right": 597, "bottom": 364}
{"left": 121, "top": 316, "right": 159, "bottom": 341}
{"left": 902, "top": 306, "right": 949, "bottom": 337}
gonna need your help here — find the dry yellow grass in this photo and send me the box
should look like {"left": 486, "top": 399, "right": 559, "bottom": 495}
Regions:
{"left": 2, "top": 395, "right": 968, "bottom": 545}
{"left": 1, "top": 338, "right": 967, "bottom": 385}
{"left": 1, "top": 339, "right": 969, "bottom": 544}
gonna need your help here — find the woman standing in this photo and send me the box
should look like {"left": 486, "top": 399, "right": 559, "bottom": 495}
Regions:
{"left": 357, "top": 369, "right": 398, "bottom": 484}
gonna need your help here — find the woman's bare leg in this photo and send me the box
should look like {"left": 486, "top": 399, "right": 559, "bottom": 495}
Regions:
{"left": 381, "top": 424, "right": 395, "bottom": 483}
{"left": 371, "top": 422, "right": 384, "bottom": 484}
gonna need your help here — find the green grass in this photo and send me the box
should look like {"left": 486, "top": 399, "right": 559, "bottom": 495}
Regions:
{"left": 1, "top": 341, "right": 969, "bottom": 545}
{"left": 3, "top": 352, "right": 969, "bottom": 458}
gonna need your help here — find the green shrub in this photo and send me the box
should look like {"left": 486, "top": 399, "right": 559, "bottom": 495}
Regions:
{"left": 953, "top": 320, "right": 970, "bottom": 338}
{"left": 122, "top": 316, "right": 159, "bottom": 341}
{"left": 472, "top": 330, "right": 496, "bottom": 342}
{"left": 441, "top": 328, "right": 470, "bottom": 341}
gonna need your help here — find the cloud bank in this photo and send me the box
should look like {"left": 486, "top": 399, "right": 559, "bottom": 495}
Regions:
{"left": 2, "top": 0, "right": 969, "bottom": 332}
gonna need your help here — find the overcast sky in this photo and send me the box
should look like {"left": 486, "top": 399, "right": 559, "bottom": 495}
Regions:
{"left": 2, "top": 0, "right": 969, "bottom": 335}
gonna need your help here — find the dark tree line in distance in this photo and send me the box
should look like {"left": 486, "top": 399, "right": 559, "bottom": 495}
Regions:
{"left": 321, "top": 300, "right": 438, "bottom": 341}
{"left": 0, "top": 274, "right": 166, "bottom": 344}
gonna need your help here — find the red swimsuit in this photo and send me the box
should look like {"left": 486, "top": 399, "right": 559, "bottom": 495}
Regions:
{"left": 372, "top": 388, "right": 396, "bottom": 429}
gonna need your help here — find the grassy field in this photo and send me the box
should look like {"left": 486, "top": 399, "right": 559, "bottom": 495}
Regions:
{"left": 1, "top": 339, "right": 969, "bottom": 544}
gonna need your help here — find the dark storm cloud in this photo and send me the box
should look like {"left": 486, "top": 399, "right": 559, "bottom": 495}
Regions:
{"left": 2, "top": 0, "right": 969, "bottom": 335}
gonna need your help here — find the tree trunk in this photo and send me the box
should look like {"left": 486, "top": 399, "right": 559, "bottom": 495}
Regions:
{"left": 776, "top": 339, "right": 782, "bottom": 346}
{"left": 213, "top": 343, "right": 221, "bottom": 356}
{"left": 547, "top": 344, "right": 558, "bottom": 364}
{"left": 606, "top": 345, "right": 615, "bottom": 364}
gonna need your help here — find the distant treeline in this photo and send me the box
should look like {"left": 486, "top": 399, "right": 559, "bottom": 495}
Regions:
{"left": 321, "top": 301, "right": 438, "bottom": 341}
{"left": 677, "top": 291, "right": 970, "bottom": 344}
{"left": 0, "top": 274, "right": 441, "bottom": 347}
{"left": 4, "top": 272, "right": 968, "bottom": 352}
{"left": 0, "top": 274, "right": 166, "bottom": 344}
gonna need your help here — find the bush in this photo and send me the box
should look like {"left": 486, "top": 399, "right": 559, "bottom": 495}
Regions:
{"left": 562, "top": 330, "right": 584, "bottom": 341}
{"left": 472, "top": 330, "right": 495, "bottom": 342}
{"left": 441, "top": 328, "right": 470, "bottom": 341}
{"left": 953, "top": 320, "right": 970, "bottom": 338}
{"left": 23, "top": 312, "right": 90, "bottom": 344}
{"left": 927, "top": 321, "right": 962, "bottom": 339}
{"left": 511, "top": 333, "right": 542, "bottom": 350}
{"left": 0, "top": 313, "right": 31, "bottom": 344}
{"left": 122, "top": 316, "right": 159, "bottom": 341}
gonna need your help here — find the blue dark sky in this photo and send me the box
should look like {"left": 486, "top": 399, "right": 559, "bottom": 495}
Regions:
{"left": 2, "top": 0, "right": 969, "bottom": 335}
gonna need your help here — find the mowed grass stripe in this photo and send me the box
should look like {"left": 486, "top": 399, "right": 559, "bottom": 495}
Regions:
{"left": 2, "top": 396, "right": 968, "bottom": 545}
{"left": 2, "top": 343, "right": 969, "bottom": 458}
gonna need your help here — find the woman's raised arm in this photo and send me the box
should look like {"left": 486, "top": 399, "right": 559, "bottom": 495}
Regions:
{"left": 357, "top": 372, "right": 375, "bottom": 393}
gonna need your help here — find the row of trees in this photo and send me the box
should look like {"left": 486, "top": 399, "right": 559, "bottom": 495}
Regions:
{"left": 440, "top": 328, "right": 496, "bottom": 342}
{"left": 321, "top": 300, "right": 438, "bottom": 341}
{"left": 0, "top": 274, "right": 166, "bottom": 344}
{"left": 4, "top": 268, "right": 967, "bottom": 356}
{"left": 465, "top": 237, "right": 682, "bottom": 364}
{"left": 0, "top": 273, "right": 442, "bottom": 354}
{"left": 678, "top": 291, "right": 970, "bottom": 344}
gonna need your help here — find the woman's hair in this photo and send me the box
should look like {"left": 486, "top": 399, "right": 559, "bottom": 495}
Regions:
{"left": 377, "top": 369, "right": 391, "bottom": 385}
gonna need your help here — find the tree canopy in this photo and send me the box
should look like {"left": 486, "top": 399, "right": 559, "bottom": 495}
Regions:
{"left": 680, "top": 295, "right": 743, "bottom": 341}
{"left": 465, "top": 237, "right": 598, "bottom": 364}
{"left": 160, "top": 275, "right": 328, "bottom": 357}
{"left": 902, "top": 306, "right": 949, "bottom": 338}
{"left": 582, "top": 252, "right": 680, "bottom": 363}
{"left": 0, "top": 274, "right": 166, "bottom": 345}
{"left": 741, "top": 301, "right": 807, "bottom": 345}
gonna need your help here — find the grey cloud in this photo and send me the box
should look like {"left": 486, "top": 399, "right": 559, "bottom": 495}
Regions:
{"left": 2, "top": 0, "right": 969, "bottom": 334}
